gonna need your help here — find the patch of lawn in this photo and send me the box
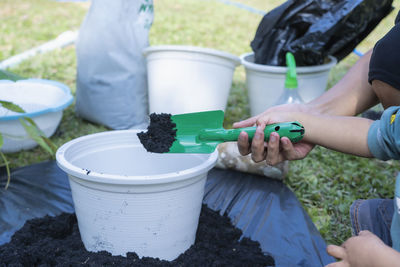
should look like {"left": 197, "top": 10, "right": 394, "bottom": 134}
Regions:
{"left": 288, "top": 147, "right": 399, "bottom": 244}
{"left": 1, "top": 0, "right": 400, "bottom": 246}
{"left": 0, "top": 0, "right": 89, "bottom": 60}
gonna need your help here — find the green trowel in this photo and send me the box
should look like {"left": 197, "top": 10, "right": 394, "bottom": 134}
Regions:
{"left": 139, "top": 110, "right": 305, "bottom": 154}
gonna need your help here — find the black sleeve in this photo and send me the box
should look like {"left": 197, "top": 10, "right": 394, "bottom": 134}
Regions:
{"left": 368, "top": 11, "right": 400, "bottom": 90}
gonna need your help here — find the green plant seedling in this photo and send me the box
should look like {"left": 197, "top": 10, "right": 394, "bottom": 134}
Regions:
{"left": 0, "top": 100, "right": 57, "bottom": 189}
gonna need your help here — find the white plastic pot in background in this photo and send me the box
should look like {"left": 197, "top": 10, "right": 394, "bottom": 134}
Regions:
{"left": 56, "top": 130, "right": 218, "bottom": 261}
{"left": 241, "top": 52, "right": 337, "bottom": 116}
{"left": 0, "top": 79, "right": 73, "bottom": 153}
{"left": 143, "top": 45, "right": 240, "bottom": 115}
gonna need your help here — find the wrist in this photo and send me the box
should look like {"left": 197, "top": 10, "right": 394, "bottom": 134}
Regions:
{"left": 376, "top": 244, "right": 400, "bottom": 266}
{"left": 306, "top": 98, "right": 339, "bottom": 116}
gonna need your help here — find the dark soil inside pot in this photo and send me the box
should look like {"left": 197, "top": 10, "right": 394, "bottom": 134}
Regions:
{"left": 137, "top": 113, "right": 176, "bottom": 153}
{"left": 0, "top": 205, "right": 274, "bottom": 266}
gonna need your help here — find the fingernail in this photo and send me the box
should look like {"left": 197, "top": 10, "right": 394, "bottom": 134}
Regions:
{"left": 270, "top": 134, "right": 276, "bottom": 142}
{"left": 239, "top": 132, "right": 246, "bottom": 140}
{"left": 282, "top": 138, "right": 288, "bottom": 145}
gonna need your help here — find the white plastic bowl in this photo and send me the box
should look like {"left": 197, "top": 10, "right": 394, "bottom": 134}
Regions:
{"left": 56, "top": 130, "right": 218, "bottom": 260}
{"left": 241, "top": 52, "right": 337, "bottom": 116}
{"left": 143, "top": 45, "right": 240, "bottom": 114}
{"left": 0, "top": 79, "right": 73, "bottom": 153}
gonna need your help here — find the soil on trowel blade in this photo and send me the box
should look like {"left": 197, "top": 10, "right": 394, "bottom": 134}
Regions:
{"left": 137, "top": 113, "right": 177, "bottom": 153}
{"left": 0, "top": 205, "right": 275, "bottom": 266}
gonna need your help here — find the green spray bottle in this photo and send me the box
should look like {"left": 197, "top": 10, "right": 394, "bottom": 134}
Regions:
{"left": 274, "top": 52, "right": 304, "bottom": 105}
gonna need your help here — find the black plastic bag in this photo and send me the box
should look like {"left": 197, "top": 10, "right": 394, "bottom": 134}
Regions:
{"left": 0, "top": 162, "right": 334, "bottom": 266}
{"left": 251, "top": 0, "right": 393, "bottom": 66}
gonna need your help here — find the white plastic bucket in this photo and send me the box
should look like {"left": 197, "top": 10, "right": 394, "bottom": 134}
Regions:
{"left": 241, "top": 52, "right": 337, "bottom": 116}
{"left": 56, "top": 130, "right": 218, "bottom": 261}
{"left": 0, "top": 79, "right": 73, "bottom": 153}
{"left": 143, "top": 45, "right": 240, "bottom": 114}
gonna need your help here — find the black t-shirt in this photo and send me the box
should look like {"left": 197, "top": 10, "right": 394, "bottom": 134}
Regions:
{"left": 368, "top": 11, "right": 400, "bottom": 90}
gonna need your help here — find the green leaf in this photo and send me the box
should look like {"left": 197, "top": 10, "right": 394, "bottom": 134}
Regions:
{"left": 19, "top": 118, "right": 55, "bottom": 155}
{"left": 0, "top": 104, "right": 56, "bottom": 189}
{"left": 22, "top": 117, "right": 57, "bottom": 152}
{"left": 0, "top": 69, "right": 25, "bottom": 81}
{"left": 43, "top": 136, "right": 58, "bottom": 152}
{"left": 0, "top": 100, "right": 25, "bottom": 113}
{"left": 0, "top": 133, "right": 10, "bottom": 189}
{"left": 23, "top": 117, "right": 46, "bottom": 136}
{"left": 0, "top": 152, "right": 11, "bottom": 190}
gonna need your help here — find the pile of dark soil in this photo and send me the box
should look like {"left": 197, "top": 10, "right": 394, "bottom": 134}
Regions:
{"left": 137, "top": 113, "right": 177, "bottom": 153}
{"left": 0, "top": 205, "right": 274, "bottom": 266}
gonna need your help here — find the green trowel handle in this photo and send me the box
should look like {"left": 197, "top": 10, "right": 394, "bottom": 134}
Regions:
{"left": 198, "top": 121, "right": 305, "bottom": 143}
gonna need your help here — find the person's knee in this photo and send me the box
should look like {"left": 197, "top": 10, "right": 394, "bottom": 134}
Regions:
{"left": 349, "top": 199, "right": 393, "bottom": 246}
{"left": 371, "top": 80, "right": 400, "bottom": 109}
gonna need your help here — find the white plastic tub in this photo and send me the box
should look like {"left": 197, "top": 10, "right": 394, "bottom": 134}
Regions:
{"left": 0, "top": 79, "right": 73, "bottom": 153}
{"left": 56, "top": 130, "right": 218, "bottom": 260}
{"left": 143, "top": 45, "right": 240, "bottom": 114}
{"left": 241, "top": 53, "right": 337, "bottom": 116}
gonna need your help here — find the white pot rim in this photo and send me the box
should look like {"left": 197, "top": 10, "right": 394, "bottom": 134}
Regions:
{"left": 240, "top": 52, "right": 337, "bottom": 74}
{"left": 0, "top": 79, "right": 73, "bottom": 121}
{"left": 143, "top": 45, "right": 241, "bottom": 66}
{"left": 56, "top": 130, "right": 219, "bottom": 185}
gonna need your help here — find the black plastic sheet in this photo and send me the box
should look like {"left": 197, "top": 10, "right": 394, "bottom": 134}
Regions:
{"left": 251, "top": 0, "right": 393, "bottom": 66}
{"left": 0, "top": 162, "right": 74, "bottom": 245}
{"left": 0, "top": 161, "right": 334, "bottom": 266}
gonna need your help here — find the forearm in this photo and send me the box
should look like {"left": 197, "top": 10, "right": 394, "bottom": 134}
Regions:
{"left": 308, "top": 50, "right": 378, "bottom": 116}
{"left": 296, "top": 113, "right": 374, "bottom": 157}
{"left": 368, "top": 244, "right": 400, "bottom": 267}
{"left": 379, "top": 247, "right": 400, "bottom": 266}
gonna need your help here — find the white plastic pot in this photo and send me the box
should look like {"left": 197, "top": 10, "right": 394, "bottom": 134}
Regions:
{"left": 0, "top": 79, "right": 73, "bottom": 153}
{"left": 143, "top": 45, "right": 240, "bottom": 114}
{"left": 56, "top": 130, "right": 218, "bottom": 261}
{"left": 241, "top": 52, "right": 337, "bottom": 116}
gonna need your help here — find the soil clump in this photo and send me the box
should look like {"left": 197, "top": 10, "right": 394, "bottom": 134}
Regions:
{"left": 137, "top": 113, "right": 177, "bottom": 153}
{"left": 0, "top": 205, "right": 274, "bottom": 266}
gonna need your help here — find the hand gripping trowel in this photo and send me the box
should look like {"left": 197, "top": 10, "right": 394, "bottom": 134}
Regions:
{"left": 137, "top": 110, "right": 305, "bottom": 153}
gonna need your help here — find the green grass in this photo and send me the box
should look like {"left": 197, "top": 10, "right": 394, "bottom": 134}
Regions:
{"left": 1, "top": 0, "right": 400, "bottom": 246}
